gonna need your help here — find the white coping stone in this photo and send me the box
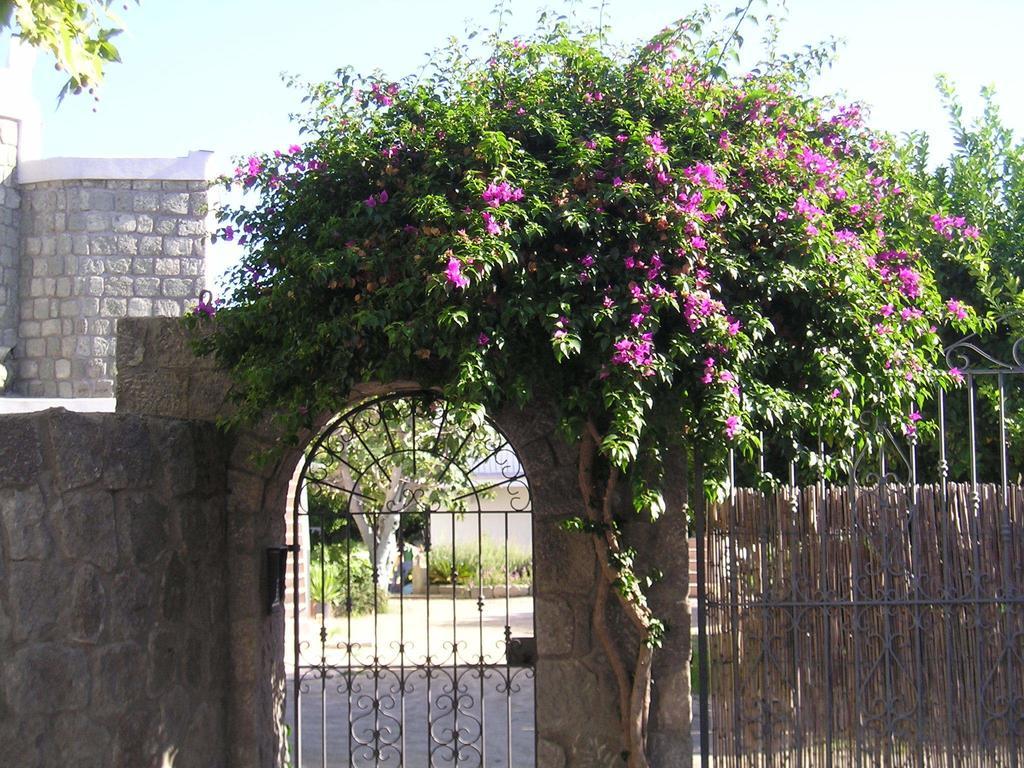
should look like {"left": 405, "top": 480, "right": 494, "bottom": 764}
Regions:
{"left": 0, "top": 397, "right": 116, "bottom": 414}
{"left": 16, "top": 150, "right": 216, "bottom": 184}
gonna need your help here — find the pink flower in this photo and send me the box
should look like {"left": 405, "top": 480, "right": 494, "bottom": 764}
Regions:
{"left": 949, "top": 367, "right": 964, "bottom": 384}
{"left": 829, "top": 388, "right": 841, "bottom": 399}
{"left": 725, "top": 415, "right": 741, "bottom": 439}
{"left": 726, "top": 317, "right": 741, "bottom": 336}
{"left": 552, "top": 315, "right": 570, "bottom": 340}
{"left": 611, "top": 336, "right": 655, "bottom": 373}
{"left": 834, "top": 229, "right": 861, "bottom": 249}
{"left": 644, "top": 133, "right": 668, "bottom": 154}
{"left": 481, "top": 211, "right": 501, "bottom": 235}
{"left": 683, "top": 163, "right": 726, "bottom": 190}
{"left": 794, "top": 196, "right": 824, "bottom": 220}
{"left": 612, "top": 176, "right": 623, "bottom": 187}
{"left": 482, "top": 181, "right": 525, "bottom": 207}
{"left": 897, "top": 267, "right": 922, "bottom": 299}
{"left": 478, "top": 332, "right": 490, "bottom": 346}
{"left": 370, "top": 82, "right": 398, "bottom": 106}
{"left": 444, "top": 257, "right": 470, "bottom": 289}
{"left": 690, "top": 236, "right": 706, "bottom": 251}
{"left": 194, "top": 293, "right": 217, "bottom": 318}
{"left": 798, "top": 146, "right": 836, "bottom": 175}
{"left": 365, "top": 190, "right": 389, "bottom": 208}
{"left": 902, "top": 410, "right": 922, "bottom": 436}
{"left": 946, "top": 299, "right": 968, "bottom": 320}
{"left": 931, "top": 213, "right": 957, "bottom": 240}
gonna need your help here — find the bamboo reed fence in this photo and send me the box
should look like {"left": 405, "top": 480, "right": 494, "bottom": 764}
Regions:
{"left": 704, "top": 482, "right": 1024, "bottom": 767}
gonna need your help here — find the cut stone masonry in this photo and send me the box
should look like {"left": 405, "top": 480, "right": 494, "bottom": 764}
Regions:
{"left": 15, "top": 170, "right": 212, "bottom": 396}
{"left": 0, "top": 42, "right": 214, "bottom": 398}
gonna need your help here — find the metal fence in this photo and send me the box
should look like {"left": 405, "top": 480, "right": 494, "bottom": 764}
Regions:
{"left": 696, "top": 335, "right": 1024, "bottom": 766}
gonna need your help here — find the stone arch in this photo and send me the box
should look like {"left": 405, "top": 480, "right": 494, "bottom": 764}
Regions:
{"left": 115, "top": 318, "right": 627, "bottom": 767}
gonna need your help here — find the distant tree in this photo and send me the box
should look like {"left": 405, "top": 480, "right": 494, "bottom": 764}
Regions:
{"left": 304, "top": 396, "right": 513, "bottom": 591}
{"left": 0, "top": 0, "right": 135, "bottom": 100}
{"left": 906, "top": 79, "right": 1024, "bottom": 476}
{"left": 908, "top": 76, "right": 1024, "bottom": 333}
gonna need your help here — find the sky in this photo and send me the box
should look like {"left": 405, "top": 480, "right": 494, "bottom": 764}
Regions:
{"left": 4, "top": 0, "right": 1024, "bottom": 282}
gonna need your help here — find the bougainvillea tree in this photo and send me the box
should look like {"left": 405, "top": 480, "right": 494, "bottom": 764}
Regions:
{"left": 197, "top": 8, "right": 986, "bottom": 765}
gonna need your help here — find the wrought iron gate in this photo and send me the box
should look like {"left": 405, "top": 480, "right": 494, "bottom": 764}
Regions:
{"left": 288, "top": 392, "right": 536, "bottom": 767}
{"left": 697, "top": 334, "right": 1024, "bottom": 766}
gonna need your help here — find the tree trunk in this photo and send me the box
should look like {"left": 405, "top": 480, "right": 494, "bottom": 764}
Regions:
{"left": 351, "top": 511, "right": 400, "bottom": 591}
{"left": 337, "top": 464, "right": 411, "bottom": 591}
{"left": 623, "top": 447, "right": 693, "bottom": 767}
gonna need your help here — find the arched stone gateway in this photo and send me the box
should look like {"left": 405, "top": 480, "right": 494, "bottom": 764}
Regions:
{"left": 111, "top": 317, "right": 627, "bottom": 767}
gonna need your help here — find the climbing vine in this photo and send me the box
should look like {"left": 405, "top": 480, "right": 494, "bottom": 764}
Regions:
{"left": 196, "top": 7, "right": 988, "bottom": 763}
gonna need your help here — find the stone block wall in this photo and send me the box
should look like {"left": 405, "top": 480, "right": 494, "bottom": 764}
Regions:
{"left": 0, "top": 116, "right": 19, "bottom": 350}
{"left": 14, "top": 176, "right": 209, "bottom": 397}
{"left": 115, "top": 317, "right": 632, "bottom": 768}
{"left": 0, "top": 408, "right": 231, "bottom": 768}
{"left": 1, "top": 317, "right": 681, "bottom": 767}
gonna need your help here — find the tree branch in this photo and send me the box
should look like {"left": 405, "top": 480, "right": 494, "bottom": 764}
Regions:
{"left": 579, "top": 430, "right": 632, "bottom": 747}
{"left": 579, "top": 422, "right": 654, "bottom": 768}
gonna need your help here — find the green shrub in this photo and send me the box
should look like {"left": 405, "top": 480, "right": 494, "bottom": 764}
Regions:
{"left": 310, "top": 542, "right": 385, "bottom": 615}
{"left": 308, "top": 558, "right": 343, "bottom": 607}
{"left": 428, "top": 536, "right": 532, "bottom": 586}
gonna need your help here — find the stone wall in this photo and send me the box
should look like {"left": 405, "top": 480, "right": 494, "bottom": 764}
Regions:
{"left": 0, "top": 408, "right": 231, "bottom": 767}
{"left": 0, "top": 116, "right": 19, "bottom": 351}
{"left": 0, "top": 316, "right": 679, "bottom": 768}
{"left": 498, "top": 408, "right": 628, "bottom": 767}
{"left": 116, "top": 317, "right": 631, "bottom": 767}
{"left": 14, "top": 175, "right": 209, "bottom": 397}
